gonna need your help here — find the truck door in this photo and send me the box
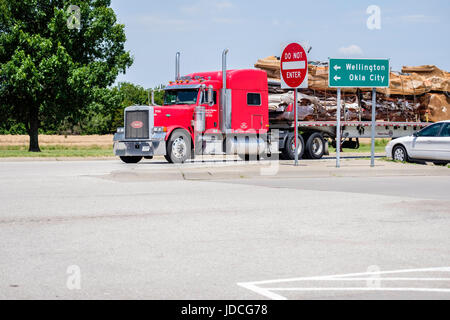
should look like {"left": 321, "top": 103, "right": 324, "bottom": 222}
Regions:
{"left": 202, "top": 91, "right": 218, "bottom": 130}
{"left": 252, "top": 115, "right": 263, "bottom": 130}
{"left": 248, "top": 93, "right": 263, "bottom": 131}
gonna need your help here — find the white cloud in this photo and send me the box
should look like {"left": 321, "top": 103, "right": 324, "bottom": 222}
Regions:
{"left": 136, "top": 1, "right": 238, "bottom": 31}
{"left": 215, "top": 1, "right": 233, "bottom": 10}
{"left": 400, "top": 14, "right": 438, "bottom": 23}
{"left": 136, "top": 15, "right": 201, "bottom": 32}
{"left": 211, "top": 17, "right": 238, "bottom": 24}
{"left": 338, "top": 44, "right": 363, "bottom": 56}
{"left": 180, "top": 0, "right": 233, "bottom": 15}
{"left": 138, "top": 15, "right": 188, "bottom": 27}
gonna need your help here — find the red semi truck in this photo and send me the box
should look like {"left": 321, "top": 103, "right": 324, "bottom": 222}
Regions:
{"left": 113, "top": 50, "right": 428, "bottom": 163}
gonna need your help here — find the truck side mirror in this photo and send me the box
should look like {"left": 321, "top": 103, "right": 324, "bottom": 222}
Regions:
{"left": 208, "top": 86, "right": 214, "bottom": 106}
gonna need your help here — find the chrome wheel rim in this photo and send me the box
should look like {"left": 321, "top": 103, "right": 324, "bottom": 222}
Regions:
{"left": 311, "top": 137, "right": 323, "bottom": 156}
{"left": 172, "top": 137, "right": 187, "bottom": 159}
{"left": 394, "top": 148, "right": 405, "bottom": 161}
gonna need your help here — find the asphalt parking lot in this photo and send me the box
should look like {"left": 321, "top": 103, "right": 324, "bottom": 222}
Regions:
{"left": 0, "top": 157, "right": 449, "bottom": 299}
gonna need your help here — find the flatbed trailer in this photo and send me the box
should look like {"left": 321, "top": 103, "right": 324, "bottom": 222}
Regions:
{"left": 274, "top": 121, "right": 429, "bottom": 138}
{"left": 268, "top": 121, "right": 429, "bottom": 160}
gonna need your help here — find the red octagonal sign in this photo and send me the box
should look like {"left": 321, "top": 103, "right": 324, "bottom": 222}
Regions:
{"left": 281, "top": 43, "right": 308, "bottom": 88}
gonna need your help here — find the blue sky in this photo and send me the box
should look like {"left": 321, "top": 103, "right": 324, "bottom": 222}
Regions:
{"left": 111, "top": 0, "right": 450, "bottom": 88}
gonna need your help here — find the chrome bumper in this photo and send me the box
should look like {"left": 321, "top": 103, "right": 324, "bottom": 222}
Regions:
{"left": 113, "top": 132, "right": 166, "bottom": 157}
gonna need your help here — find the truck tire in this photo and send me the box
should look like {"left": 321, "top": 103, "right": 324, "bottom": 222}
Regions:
{"left": 166, "top": 129, "right": 192, "bottom": 164}
{"left": 305, "top": 132, "right": 325, "bottom": 159}
{"left": 238, "top": 154, "right": 248, "bottom": 161}
{"left": 433, "top": 161, "right": 448, "bottom": 166}
{"left": 392, "top": 145, "right": 409, "bottom": 162}
{"left": 281, "top": 132, "right": 304, "bottom": 160}
{"left": 120, "top": 156, "right": 143, "bottom": 164}
{"left": 238, "top": 154, "right": 261, "bottom": 161}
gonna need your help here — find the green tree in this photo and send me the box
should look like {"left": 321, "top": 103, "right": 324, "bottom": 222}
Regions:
{"left": 0, "top": 0, "right": 133, "bottom": 151}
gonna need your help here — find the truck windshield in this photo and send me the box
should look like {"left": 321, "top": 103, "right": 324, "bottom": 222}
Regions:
{"left": 164, "top": 89, "right": 199, "bottom": 105}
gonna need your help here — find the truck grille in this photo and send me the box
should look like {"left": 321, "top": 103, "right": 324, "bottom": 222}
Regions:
{"left": 125, "top": 110, "right": 150, "bottom": 139}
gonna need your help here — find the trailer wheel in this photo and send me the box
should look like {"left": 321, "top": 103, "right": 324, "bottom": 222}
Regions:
{"left": 305, "top": 133, "right": 325, "bottom": 159}
{"left": 166, "top": 129, "right": 192, "bottom": 163}
{"left": 433, "top": 161, "right": 448, "bottom": 166}
{"left": 282, "top": 132, "right": 304, "bottom": 160}
{"left": 120, "top": 156, "right": 143, "bottom": 164}
{"left": 279, "top": 152, "right": 289, "bottom": 160}
{"left": 300, "top": 133, "right": 312, "bottom": 159}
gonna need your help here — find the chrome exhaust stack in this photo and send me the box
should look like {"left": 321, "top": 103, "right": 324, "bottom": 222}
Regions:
{"left": 220, "top": 49, "right": 231, "bottom": 132}
{"left": 222, "top": 49, "right": 228, "bottom": 90}
{"left": 175, "top": 52, "right": 180, "bottom": 81}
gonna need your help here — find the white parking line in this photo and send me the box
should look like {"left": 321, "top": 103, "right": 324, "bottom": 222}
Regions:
{"left": 237, "top": 267, "right": 450, "bottom": 300}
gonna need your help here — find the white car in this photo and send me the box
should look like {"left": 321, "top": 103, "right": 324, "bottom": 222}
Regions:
{"left": 385, "top": 120, "right": 450, "bottom": 165}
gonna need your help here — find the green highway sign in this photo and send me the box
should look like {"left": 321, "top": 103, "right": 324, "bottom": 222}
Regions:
{"left": 328, "top": 58, "right": 390, "bottom": 88}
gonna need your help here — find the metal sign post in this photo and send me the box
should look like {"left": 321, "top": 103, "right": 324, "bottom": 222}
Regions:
{"left": 280, "top": 42, "right": 308, "bottom": 166}
{"left": 336, "top": 88, "right": 341, "bottom": 168}
{"left": 294, "top": 89, "right": 298, "bottom": 166}
{"left": 329, "top": 58, "right": 389, "bottom": 168}
{"left": 371, "top": 88, "right": 376, "bottom": 167}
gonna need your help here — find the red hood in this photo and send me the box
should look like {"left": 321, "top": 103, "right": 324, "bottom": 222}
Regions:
{"left": 153, "top": 104, "right": 195, "bottom": 130}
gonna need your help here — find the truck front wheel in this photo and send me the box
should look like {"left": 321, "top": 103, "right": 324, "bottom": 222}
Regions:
{"left": 166, "top": 129, "right": 192, "bottom": 163}
{"left": 120, "top": 156, "right": 143, "bottom": 164}
{"left": 281, "top": 132, "right": 304, "bottom": 160}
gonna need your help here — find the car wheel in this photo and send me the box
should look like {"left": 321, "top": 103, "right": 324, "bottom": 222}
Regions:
{"left": 120, "top": 156, "right": 143, "bottom": 164}
{"left": 392, "top": 145, "right": 408, "bottom": 162}
{"left": 166, "top": 129, "right": 192, "bottom": 164}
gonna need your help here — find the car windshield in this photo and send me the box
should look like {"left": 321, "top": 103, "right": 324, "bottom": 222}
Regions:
{"left": 164, "top": 89, "right": 199, "bottom": 105}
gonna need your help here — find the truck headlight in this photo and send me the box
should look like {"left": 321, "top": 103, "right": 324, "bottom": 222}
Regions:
{"left": 117, "top": 127, "right": 124, "bottom": 133}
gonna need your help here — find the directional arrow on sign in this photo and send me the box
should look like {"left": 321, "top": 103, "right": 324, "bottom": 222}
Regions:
{"left": 334, "top": 75, "right": 341, "bottom": 81}
{"left": 333, "top": 65, "right": 341, "bottom": 71}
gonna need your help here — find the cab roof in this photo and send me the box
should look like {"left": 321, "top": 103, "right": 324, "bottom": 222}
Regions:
{"left": 166, "top": 69, "right": 268, "bottom": 91}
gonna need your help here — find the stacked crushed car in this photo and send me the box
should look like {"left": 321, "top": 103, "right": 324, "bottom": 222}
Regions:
{"left": 255, "top": 56, "right": 450, "bottom": 123}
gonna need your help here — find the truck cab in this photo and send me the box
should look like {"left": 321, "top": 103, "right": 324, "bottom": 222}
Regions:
{"left": 114, "top": 50, "right": 270, "bottom": 163}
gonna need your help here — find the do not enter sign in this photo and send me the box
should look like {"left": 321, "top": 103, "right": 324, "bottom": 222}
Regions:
{"left": 280, "top": 43, "right": 308, "bottom": 89}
